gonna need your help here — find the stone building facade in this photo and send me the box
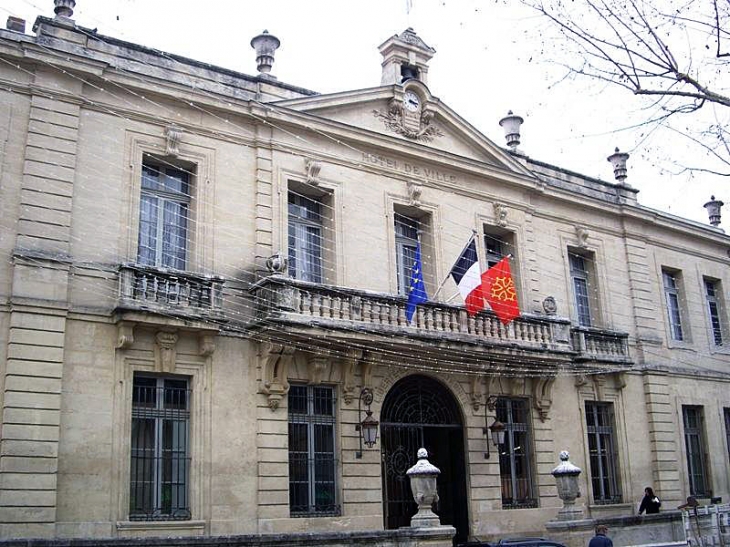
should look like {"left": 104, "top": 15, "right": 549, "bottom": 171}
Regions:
{"left": 0, "top": 4, "right": 729, "bottom": 545}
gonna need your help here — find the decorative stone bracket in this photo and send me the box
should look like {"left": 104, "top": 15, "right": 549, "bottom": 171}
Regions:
{"left": 259, "top": 342, "right": 295, "bottom": 411}
{"left": 532, "top": 376, "right": 555, "bottom": 422}
{"left": 155, "top": 331, "right": 178, "bottom": 373}
{"left": 343, "top": 350, "right": 374, "bottom": 405}
{"left": 307, "top": 350, "right": 331, "bottom": 385}
{"left": 493, "top": 202, "right": 508, "bottom": 227}
{"left": 305, "top": 159, "right": 322, "bottom": 186}
{"left": 165, "top": 125, "right": 182, "bottom": 157}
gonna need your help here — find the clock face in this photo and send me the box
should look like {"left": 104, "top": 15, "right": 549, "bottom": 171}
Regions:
{"left": 403, "top": 91, "right": 421, "bottom": 112}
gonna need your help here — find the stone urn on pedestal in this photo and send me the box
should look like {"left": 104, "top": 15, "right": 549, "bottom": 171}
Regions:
{"left": 406, "top": 448, "right": 441, "bottom": 527}
{"left": 551, "top": 450, "right": 584, "bottom": 521}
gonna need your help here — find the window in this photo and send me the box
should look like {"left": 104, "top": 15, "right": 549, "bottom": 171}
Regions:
{"left": 585, "top": 402, "right": 621, "bottom": 504}
{"left": 663, "top": 270, "right": 684, "bottom": 341}
{"left": 570, "top": 252, "right": 596, "bottom": 327}
{"left": 137, "top": 162, "right": 190, "bottom": 270}
{"left": 496, "top": 398, "right": 536, "bottom": 509}
{"left": 130, "top": 375, "right": 190, "bottom": 521}
{"left": 683, "top": 406, "right": 710, "bottom": 497}
{"left": 724, "top": 408, "right": 730, "bottom": 466}
{"left": 288, "top": 192, "right": 324, "bottom": 283}
{"left": 394, "top": 213, "right": 420, "bottom": 296}
{"left": 704, "top": 279, "right": 724, "bottom": 346}
{"left": 288, "top": 385, "right": 339, "bottom": 517}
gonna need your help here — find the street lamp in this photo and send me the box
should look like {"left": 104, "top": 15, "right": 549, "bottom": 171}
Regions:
{"left": 484, "top": 395, "right": 506, "bottom": 459}
{"left": 356, "top": 388, "right": 379, "bottom": 458}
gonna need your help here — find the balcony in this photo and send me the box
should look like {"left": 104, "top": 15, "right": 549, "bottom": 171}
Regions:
{"left": 117, "top": 264, "right": 225, "bottom": 321}
{"left": 572, "top": 326, "right": 632, "bottom": 364}
{"left": 249, "top": 276, "right": 632, "bottom": 373}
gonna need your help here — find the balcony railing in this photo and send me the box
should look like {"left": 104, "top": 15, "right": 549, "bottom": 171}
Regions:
{"left": 118, "top": 264, "right": 224, "bottom": 319}
{"left": 251, "top": 275, "right": 575, "bottom": 351}
{"left": 572, "top": 327, "right": 631, "bottom": 363}
{"left": 251, "top": 276, "right": 632, "bottom": 367}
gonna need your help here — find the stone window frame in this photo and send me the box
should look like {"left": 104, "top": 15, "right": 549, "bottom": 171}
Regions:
{"left": 111, "top": 333, "right": 211, "bottom": 534}
{"left": 495, "top": 397, "right": 538, "bottom": 510}
{"left": 680, "top": 405, "right": 712, "bottom": 498}
{"left": 561, "top": 240, "right": 608, "bottom": 329}
{"left": 277, "top": 168, "right": 343, "bottom": 286}
{"left": 699, "top": 274, "right": 730, "bottom": 355}
{"left": 287, "top": 383, "right": 341, "bottom": 518}
{"left": 124, "top": 132, "right": 216, "bottom": 274}
{"left": 583, "top": 400, "right": 622, "bottom": 504}
{"left": 576, "top": 384, "right": 631, "bottom": 510}
{"left": 385, "top": 193, "right": 442, "bottom": 299}
{"left": 659, "top": 266, "right": 692, "bottom": 346}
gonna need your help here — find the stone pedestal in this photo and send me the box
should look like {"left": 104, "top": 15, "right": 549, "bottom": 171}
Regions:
{"left": 551, "top": 450, "right": 585, "bottom": 522}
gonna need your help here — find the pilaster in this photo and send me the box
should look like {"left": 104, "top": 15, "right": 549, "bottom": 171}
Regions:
{"left": 642, "top": 372, "right": 681, "bottom": 505}
{"left": 0, "top": 87, "right": 79, "bottom": 537}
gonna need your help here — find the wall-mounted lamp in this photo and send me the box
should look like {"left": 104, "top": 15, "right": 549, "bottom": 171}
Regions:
{"left": 484, "top": 395, "right": 506, "bottom": 459}
{"left": 356, "top": 387, "right": 379, "bottom": 458}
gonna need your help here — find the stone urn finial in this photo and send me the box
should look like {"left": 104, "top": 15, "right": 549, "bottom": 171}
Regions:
{"left": 266, "top": 252, "right": 288, "bottom": 275}
{"left": 251, "top": 30, "right": 280, "bottom": 75}
{"left": 551, "top": 451, "right": 584, "bottom": 521}
{"left": 54, "top": 0, "right": 75, "bottom": 20}
{"left": 704, "top": 195, "right": 724, "bottom": 227}
{"left": 406, "top": 448, "right": 441, "bottom": 527}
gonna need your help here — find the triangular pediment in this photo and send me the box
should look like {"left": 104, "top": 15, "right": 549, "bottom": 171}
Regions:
{"left": 272, "top": 85, "right": 533, "bottom": 177}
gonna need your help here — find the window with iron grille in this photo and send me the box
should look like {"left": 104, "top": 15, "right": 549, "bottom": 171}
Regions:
{"left": 585, "top": 402, "right": 621, "bottom": 504}
{"left": 663, "top": 270, "right": 684, "bottom": 341}
{"left": 682, "top": 406, "right": 710, "bottom": 497}
{"left": 704, "top": 279, "right": 724, "bottom": 346}
{"left": 130, "top": 375, "right": 191, "bottom": 521}
{"left": 288, "top": 385, "right": 339, "bottom": 517}
{"left": 724, "top": 408, "right": 730, "bottom": 468}
{"left": 394, "top": 213, "right": 420, "bottom": 296}
{"left": 496, "top": 398, "right": 536, "bottom": 509}
{"left": 288, "top": 192, "right": 324, "bottom": 283}
{"left": 137, "top": 161, "right": 190, "bottom": 270}
{"left": 569, "top": 252, "right": 594, "bottom": 327}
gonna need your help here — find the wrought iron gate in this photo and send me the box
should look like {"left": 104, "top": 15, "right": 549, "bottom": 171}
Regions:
{"left": 381, "top": 375, "right": 468, "bottom": 544}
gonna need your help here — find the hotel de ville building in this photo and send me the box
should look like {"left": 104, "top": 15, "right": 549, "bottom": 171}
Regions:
{"left": 0, "top": 3, "right": 728, "bottom": 546}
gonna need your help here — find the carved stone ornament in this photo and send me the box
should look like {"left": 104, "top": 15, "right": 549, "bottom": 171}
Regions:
{"left": 165, "top": 125, "right": 182, "bottom": 157}
{"left": 543, "top": 296, "right": 557, "bottom": 316}
{"left": 470, "top": 376, "right": 483, "bottom": 411}
{"left": 532, "top": 376, "right": 555, "bottom": 422}
{"left": 260, "top": 342, "right": 295, "bottom": 411}
{"left": 199, "top": 333, "right": 216, "bottom": 357}
{"left": 155, "top": 331, "right": 178, "bottom": 373}
{"left": 341, "top": 349, "right": 363, "bottom": 405}
{"left": 305, "top": 159, "right": 322, "bottom": 186}
{"left": 575, "top": 225, "right": 589, "bottom": 248}
{"left": 407, "top": 179, "right": 423, "bottom": 207}
{"left": 307, "top": 350, "right": 331, "bottom": 385}
{"left": 116, "top": 322, "right": 135, "bottom": 349}
{"left": 266, "top": 252, "right": 288, "bottom": 274}
{"left": 372, "top": 105, "right": 443, "bottom": 142}
{"left": 493, "top": 202, "right": 508, "bottom": 227}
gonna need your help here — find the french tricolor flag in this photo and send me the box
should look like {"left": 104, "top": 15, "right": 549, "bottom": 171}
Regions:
{"left": 449, "top": 238, "right": 486, "bottom": 316}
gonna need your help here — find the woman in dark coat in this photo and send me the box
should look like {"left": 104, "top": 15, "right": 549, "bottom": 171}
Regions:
{"left": 639, "top": 487, "right": 661, "bottom": 514}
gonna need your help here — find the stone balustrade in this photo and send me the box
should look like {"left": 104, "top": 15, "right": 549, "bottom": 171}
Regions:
{"left": 571, "top": 327, "right": 631, "bottom": 363}
{"left": 118, "top": 264, "right": 224, "bottom": 319}
{"left": 251, "top": 276, "right": 634, "bottom": 365}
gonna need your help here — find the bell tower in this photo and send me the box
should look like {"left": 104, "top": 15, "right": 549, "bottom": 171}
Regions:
{"left": 379, "top": 28, "right": 435, "bottom": 86}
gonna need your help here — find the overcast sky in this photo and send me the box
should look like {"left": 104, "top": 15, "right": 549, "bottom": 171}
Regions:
{"left": 2, "top": 0, "right": 725, "bottom": 227}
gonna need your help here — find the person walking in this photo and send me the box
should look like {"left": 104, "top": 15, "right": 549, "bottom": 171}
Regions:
{"left": 638, "top": 487, "right": 661, "bottom": 515}
{"left": 588, "top": 524, "right": 613, "bottom": 547}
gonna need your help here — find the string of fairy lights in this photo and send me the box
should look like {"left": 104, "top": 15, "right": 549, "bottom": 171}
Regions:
{"left": 0, "top": 2, "right": 728, "bottom": 382}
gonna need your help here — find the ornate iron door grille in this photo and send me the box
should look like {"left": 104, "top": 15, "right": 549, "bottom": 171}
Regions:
{"left": 380, "top": 375, "right": 467, "bottom": 543}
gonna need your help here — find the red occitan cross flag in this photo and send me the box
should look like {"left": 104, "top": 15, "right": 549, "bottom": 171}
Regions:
{"left": 480, "top": 257, "right": 520, "bottom": 325}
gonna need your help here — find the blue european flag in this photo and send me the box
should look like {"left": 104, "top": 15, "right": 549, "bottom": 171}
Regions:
{"left": 406, "top": 242, "right": 428, "bottom": 323}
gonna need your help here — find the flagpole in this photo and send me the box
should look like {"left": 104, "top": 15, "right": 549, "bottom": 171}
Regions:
{"left": 431, "top": 230, "right": 477, "bottom": 300}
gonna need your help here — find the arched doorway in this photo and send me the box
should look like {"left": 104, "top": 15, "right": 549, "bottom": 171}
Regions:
{"left": 380, "top": 374, "right": 469, "bottom": 544}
